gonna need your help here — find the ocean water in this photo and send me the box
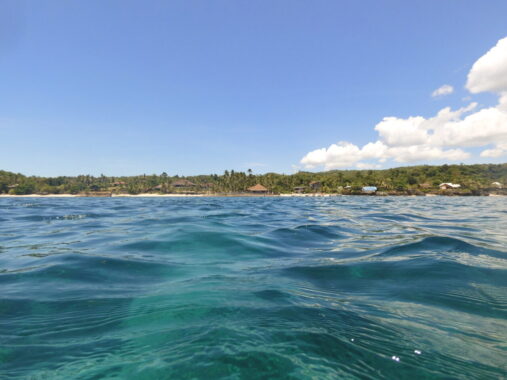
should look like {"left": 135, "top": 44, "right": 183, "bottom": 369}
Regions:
{"left": 1, "top": 197, "right": 506, "bottom": 379}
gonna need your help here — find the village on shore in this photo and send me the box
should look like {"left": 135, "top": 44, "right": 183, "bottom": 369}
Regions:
{"left": 1, "top": 178, "right": 505, "bottom": 198}
{"left": 1, "top": 164, "right": 506, "bottom": 197}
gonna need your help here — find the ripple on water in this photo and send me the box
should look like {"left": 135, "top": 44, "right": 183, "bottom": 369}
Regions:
{"left": 0, "top": 196, "right": 506, "bottom": 379}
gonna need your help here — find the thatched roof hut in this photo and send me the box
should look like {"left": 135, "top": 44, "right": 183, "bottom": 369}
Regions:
{"left": 247, "top": 184, "right": 268, "bottom": 193}
{"left": 172, "top": 179, "right": 196, "bottom": 187}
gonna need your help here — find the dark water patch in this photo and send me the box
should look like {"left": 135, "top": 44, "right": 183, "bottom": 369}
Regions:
{"left": 367, "top": 213, "right": 417, "bottom": 222}
{"left": 267, "top": 224, "right": 346, "bottom": 249}
{"left": 0, "top": 254, "right": 187, "bottom": 301}
{"left": 254, "top": 289, "right": 292, "bottom": 302}
{"left": 377, "top": 236, "right": 507, "bottom": 260}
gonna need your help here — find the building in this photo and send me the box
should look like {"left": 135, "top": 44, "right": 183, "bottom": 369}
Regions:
{"left": 171, "top": 179, "right": 196, "bottom": 188}
{"left": 309, "top": 181, "right": 322, "bottom": 190}
{"left": 247, "top": 184, "right": 268, "bottom": 194}
{"left": 491, "top": 182, "right": 503, "bottom": 188}
{"left": 362, "top": 186, "right": 377, "bottom": 194}
{"left": 201, "top": 182, "right": 215, "bottom": 189}
{"left": 439, "top": 183, "right": 461, "bottom": 190}
{"left": 293, "top": 186, "right": 306, "bottom": 194}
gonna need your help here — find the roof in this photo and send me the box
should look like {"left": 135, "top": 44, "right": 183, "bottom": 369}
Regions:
{"left": 248, "top": 184, "right": 268, "bottom": 192}
{"left": 309, "top": 181, "right": 321, "bottom": 185}
{"left": 362, "top": 186, "right": 377, "bottom": 191}
{"left": 439, "top": 183, "right": 461, "bottom": 188}
{"left": 172, "top": 179, "right": 196, "bottom": 186}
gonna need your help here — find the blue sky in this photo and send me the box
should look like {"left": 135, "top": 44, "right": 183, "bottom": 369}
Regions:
{"left": 1, "top": 1, "right": 507, "bottom": 176}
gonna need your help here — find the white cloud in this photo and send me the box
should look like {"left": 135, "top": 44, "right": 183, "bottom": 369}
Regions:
{"left": 301, "top": 139, "right": 470, "bottom": 170}
{"left": 374, "top": 116, "right": 427, "bottom": 146}
{"left": 300, "top": 36, "right": 507, "bottom": 170}
{"left": 300, "top": 142, "right": 363, "bottom": 169}
{"left": 386, "top": 145, "right": 469, "bottom": 163}
{"left": 432, "top": 106, "right": 507, "bottom": 147}
{"left": 432, "top": 84, "right": 454, "bottom": 97}
{"left": 467, "top": 37, "right": 507, "bottom": 94}
{"left": 356, "top": 163, "right": 382, "bottom": 169}
{"left": 480, "top": 147, "right": 506, "bottom": 158}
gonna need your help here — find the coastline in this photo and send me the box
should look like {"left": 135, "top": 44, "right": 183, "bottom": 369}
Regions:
{"left": 0, "top": 193, "right": 505, "bottom": 198}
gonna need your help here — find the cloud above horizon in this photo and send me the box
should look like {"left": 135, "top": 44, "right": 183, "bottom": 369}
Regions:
{"left": 432, "top": 84, "right": 454, "bottom": 97}
{"left": 300, "top": 36, "right": 507, "bottom": 170}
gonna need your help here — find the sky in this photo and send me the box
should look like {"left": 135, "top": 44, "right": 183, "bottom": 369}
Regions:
{"left": 1, "top": 1, "right": 507, "bottom": 176}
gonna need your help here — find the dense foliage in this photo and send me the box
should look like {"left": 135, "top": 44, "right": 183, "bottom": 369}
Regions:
{"left": 1, "top": 164, "right": 506, "bottom": 195}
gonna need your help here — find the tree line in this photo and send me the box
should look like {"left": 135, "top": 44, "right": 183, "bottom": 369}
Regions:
{"left": 1, "top": 163, "right": 506, "bottom": 195}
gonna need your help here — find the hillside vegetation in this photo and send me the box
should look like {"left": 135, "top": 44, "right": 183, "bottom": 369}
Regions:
{"left": 1, "top": 164, "right": 506, "bottom": 195}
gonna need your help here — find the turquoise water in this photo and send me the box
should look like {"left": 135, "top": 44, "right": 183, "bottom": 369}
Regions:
{"left": 1, "top": 197, "right": 506, "bottom": 379}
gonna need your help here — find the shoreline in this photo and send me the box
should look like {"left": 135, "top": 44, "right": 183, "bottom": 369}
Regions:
{"left": 0, "top": 193, "right": 504, "bottom": 198}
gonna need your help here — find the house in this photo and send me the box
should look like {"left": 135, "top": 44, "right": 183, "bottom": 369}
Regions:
{"left": 7, "top": 184, "right": 19, "bottom": 189}
{"left": 491, "top": 182, "right": 503, "bottom": 188}
{"left": 171, "top": 179, "right": 196, "bottom": 188}
{"left": 439, "top": 183, "right": 461, "bottom": 190}
{"left": 362, "top": 186, "right": 377, "bottom": 194}
{"left": 247, "top": 184, "right": 268, "bottom": 194}
{"left": 153, "top": 184, "right": 164, "bottom": 191}
{"left": 293, "top": 186, "right": 305, "bottom": 194}
{"left": 309, "top": 181, "right": 322, "bottom": 190}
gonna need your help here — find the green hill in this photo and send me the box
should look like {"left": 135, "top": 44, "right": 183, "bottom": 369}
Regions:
{"left": 1, "top": 163, "right": 506, "bottom": 195}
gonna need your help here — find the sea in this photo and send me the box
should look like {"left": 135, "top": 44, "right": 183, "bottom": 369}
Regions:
{"left": 1, "top": 196, "right": 506, "bottom": 379}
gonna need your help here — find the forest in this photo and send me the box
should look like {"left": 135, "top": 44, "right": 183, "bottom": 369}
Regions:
{"left": 1, "top": 163, "right": 506, "bottom": 195}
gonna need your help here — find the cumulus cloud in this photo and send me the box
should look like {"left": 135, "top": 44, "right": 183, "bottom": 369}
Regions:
{"left": 432, "top": 84, "right": 454, "bottom": 97}
{"left": 300, "top": 36, "right": 507, "bottom": 170}
{"left": 480, "top": 147, "right": 506, "bottom": 158}
{"left": 356, "top": 163, "right": 382, "bottom": 169}
{"left": 467, "top": 37, "right": 507, "bottom": 94}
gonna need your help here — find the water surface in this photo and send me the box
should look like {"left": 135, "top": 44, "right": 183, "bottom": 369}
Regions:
{"left": 1, "top": 197, "right": 506, "bottom": 379}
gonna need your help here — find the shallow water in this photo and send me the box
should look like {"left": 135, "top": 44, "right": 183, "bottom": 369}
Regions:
{"left": 1, "top": 196, "right": 506, "bottom": 379}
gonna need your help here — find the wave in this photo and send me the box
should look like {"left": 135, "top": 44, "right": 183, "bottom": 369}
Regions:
{"left": 1, "top": 196, "right": 506, "bottom": 379}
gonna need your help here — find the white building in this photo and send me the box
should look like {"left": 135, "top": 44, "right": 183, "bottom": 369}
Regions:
{"left": 439, "top": 183, "right": 461, "bottom": 190}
